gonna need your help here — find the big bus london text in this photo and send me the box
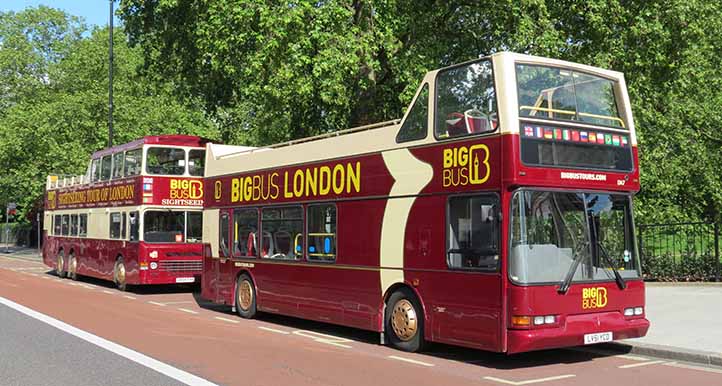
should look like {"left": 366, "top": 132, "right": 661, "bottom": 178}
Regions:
{"left": 200, "top": 52, "right": 648, "bottom": 354}
{"left": 43, "top": 135, "right": 208, "bottom": 290}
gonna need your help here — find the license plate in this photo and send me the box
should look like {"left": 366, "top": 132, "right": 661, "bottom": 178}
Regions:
{"left": 584, "top": 331, "right": 613, "bottom": 345}
{"left": 175, "top": 277, "right": 195, "bottom": 283}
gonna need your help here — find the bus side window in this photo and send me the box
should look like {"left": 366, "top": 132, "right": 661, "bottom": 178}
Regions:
{"left": 307, "top": 204, "right": 336, "bottom": 262}
{"left": 90, "top": 159, "right": 101, "bottom": 182}
{"left": 447, "top": 194, "right": 500, "bottom": 271}
{"left": 100, "top": 155, "right": 112, "bottom": 181}
{"left": 129, "top": 211, "right": 139, "bottom": 241}
{"left": 112, "top": 152, "right": 124, "bottom": 179}
{"left": 109, "top": 212, "right": 122, "bottom": 239}
{"left": 79, "top": 214, "right": 88, "bottom": 237}
{"left": 233, "top": 208, "right": 258, "bottom": 257}
{"left": 396, "top": 84, "right": 429, "bottom": 143}
{"left": 54, "top": 215, "right": 62, "bottom": 235}
{"left": 121, "top": 212, "right": 127, "bottom": 240}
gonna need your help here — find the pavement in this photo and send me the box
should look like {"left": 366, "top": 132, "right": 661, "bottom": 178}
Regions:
{"left": 4, "top": 246, "right": 722, "bottom": 371}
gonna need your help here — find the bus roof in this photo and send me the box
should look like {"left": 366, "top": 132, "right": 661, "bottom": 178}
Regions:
{"left": 91, "top": 135, "right": 210, "bottom": 159}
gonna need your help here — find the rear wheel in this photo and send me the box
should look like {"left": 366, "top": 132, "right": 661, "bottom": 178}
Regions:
{"left": 385, "top": 288, "right": 425, "bottom": 352}
{"left": 235, "top": 274, "right": 257, "bottom": 319}
{"left": 56, "top": 251, "right": 66, "bottom": 278}
{"left": 113, "top": 258, "right": 127, "bottom": 291}
{"left": 68, "top": 254, "right": 78, "bottom": 281}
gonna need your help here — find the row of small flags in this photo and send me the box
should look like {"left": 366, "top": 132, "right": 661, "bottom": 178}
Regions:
{"left": 142, "top": 178, "right": 153, "bottom": 204}
{"left": 524, "top": 125, "right": 628, "bottom": 147}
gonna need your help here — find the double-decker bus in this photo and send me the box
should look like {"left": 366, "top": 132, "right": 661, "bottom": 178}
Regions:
{"left": 200, "top": 52, "right": 649, "bottom": 353}
{"left": 43, "top": 135, "right": 209, "bottom": 290}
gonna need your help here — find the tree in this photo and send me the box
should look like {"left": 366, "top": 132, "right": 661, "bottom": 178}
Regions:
{"left": 0, "top": 7, "right": 218, "bottom": 223}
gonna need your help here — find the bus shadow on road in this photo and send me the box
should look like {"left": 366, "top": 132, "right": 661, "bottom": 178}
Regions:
{"left": 42, "top": 270, "right": 198, "bottom": 295}
{"left": 187, "top": 291, "right": 625, "bottom": 370}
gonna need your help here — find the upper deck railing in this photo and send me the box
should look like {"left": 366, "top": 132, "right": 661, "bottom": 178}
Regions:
{"left": 46, "top": 174, "right": 90, "bottom": 190}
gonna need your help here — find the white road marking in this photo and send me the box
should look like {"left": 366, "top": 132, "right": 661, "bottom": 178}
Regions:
{"left": 483, "top": 374, "right": 576, "bottom": 385}
{"left": 664, "top": 362, "right": 722, "bottom": 374}
{"left": 214, "top": 316, "right": 239, "bottom": 324}
{"left": 0, "top": 296, "right": 218, "bottom": 386}
{"left": 160, "top": 301, "right": 194, "bottom": 305}
{"left": 148, "top": 301, "right": 167, "bottom": 307}
{"left": 618, "top": 354, "right": 652, "bottom": 361}
{"left": 123, "top": 295, "right": 137, "bottom": 300}
{"left": 79, "top": 284, "right": 97, "bottom": 290}
{"left": 387, "top": 355, "right": 435, "bottom": 367}
{"left": 178, "top": 308, "right": 198, "bottom": 315}
{"left": 291, "top": 330, "right": 353, "bottom": 349}
{"left": 258, "top": 326, "right": 290, "bottom": 335}
{"left": 618, "top": 360, "right": 666, "bottom": 369}
{"left": 102, "top": 290, "right": 114, "bottom": 294}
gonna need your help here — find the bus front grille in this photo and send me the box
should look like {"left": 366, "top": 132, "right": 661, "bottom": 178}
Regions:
{"left": 158, "top": 260, "right": 202, "bottom": 273}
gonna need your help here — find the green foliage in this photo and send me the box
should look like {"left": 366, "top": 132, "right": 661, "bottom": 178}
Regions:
{"left": 0, "top": 7, "right": 218, "bottom": 223}
{"left": 118, "top": 0, "right": 722, "bottom": 225}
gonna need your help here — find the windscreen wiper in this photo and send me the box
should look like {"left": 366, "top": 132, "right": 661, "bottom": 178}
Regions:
{"left": 597, "top": 243, "right": 627, "bottom": 290}
{"left": 558, "top": 241, "right": 589, "bottom": 294}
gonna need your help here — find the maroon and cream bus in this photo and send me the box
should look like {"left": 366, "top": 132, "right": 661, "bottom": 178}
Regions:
{"left": 43, "top": 135, "right": 209, "bottom": 290}
{"left": 200, "top": 52, "right": 649, "bottom": 353}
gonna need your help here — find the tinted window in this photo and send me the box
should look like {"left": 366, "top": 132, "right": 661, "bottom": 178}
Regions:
{"left": 146, "top": 147, "right": 185, "bottom": 175}
{"left": 124, "top": 149, "right": 142, "bottom": 176}
{"left": 307, "top": 205, "right": 337, "bottom": 262}
{"left": 188, "top": 149, "right": 205, "bottom": 176}
{"left": 436, "top": 60, "right": 497, "bottom": 139}
{"left": 91, "top": 159, "right": 101, "bottom": 182}
{"left": 110, "top": 212, "right": 122, "bottom": 239}
{"left": 70, "top": 214, "right": 78, "bottom": 236}
{"left": 54, "top": 215, "right": 61, "bottom": 235}
{"left": 187, "top": 211, "right": 202, "bottom": 243}
{"left": 261, "top": 206, "right": 303, "bottom": 260}
{"left": 219, "top": 212, "right": 230, "bottom": 257}
{"left": 79, "top": 214, "right": 88, "bottom": 237}
{"left": 144, "top": 211, "right": 185, "bottom": 242}
{"left": 61, "top": 215, "right": 69, "bottom": 236}
{"left": 112, "top": 152, "right": 124, "bottom": 179}
{"left": 447, "top": 195, "right": 500, "bottom": 271}
{"left": 396, "top": 84, "right": 428, "bottom": 143}
{"left": 100, "top": 155, "right": 112, "bottom": 181}
{"left": 234, "top": 209, "right": 258, "bottom": 257}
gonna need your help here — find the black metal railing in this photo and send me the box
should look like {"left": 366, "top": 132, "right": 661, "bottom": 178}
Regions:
{"left": 638, "top": 221, "right": 721, "bottom": 281}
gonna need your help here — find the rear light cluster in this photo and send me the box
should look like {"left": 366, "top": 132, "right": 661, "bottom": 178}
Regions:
{"left": 511, "top": 315, "right": 558, "bottom": 329}
{"left": 624, "top": 306, "right": 644, "bottom": 317}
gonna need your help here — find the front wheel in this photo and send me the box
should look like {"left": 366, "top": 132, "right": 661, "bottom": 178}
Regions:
{"left": 113, "top": 258, "right": 127, "bottom": 291}
{"left": 56, "top": 251, "right": 66, "bottom": 278}
{"left": 385, "top": 288, "right": 425, "bottom": 352}
{"left": 235, "top": 274, "right": 257, "bottom": 319}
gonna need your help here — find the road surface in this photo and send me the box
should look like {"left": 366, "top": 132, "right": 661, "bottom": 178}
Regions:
{"left": 1, "top": 254, "right": 720, "bottom": 386}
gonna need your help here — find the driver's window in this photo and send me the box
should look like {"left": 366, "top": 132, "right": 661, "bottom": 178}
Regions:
{"left": 435, "top": 60, "right": 497, "bottom": 139}
{"left": 447, "top": 194, "right": 500, "bottom": 271}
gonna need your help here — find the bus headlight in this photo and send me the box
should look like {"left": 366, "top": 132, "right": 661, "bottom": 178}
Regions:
{"left": 634, "top": 307, "right": 643, "bottom": 315}
{"left": 150, "top": 262, "right": 158, "bottom": 270}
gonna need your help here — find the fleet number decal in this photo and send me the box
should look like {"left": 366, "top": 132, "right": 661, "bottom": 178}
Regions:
{"left": 582, "top": 287, "right": 608, "bottom": 309}
{"left": 442, "top": 144, "right": 490, "bottom": 187}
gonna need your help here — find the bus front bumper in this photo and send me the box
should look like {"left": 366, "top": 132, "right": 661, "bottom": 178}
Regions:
{"left": 506, "top": 311, "right": 650, "bottom": 354}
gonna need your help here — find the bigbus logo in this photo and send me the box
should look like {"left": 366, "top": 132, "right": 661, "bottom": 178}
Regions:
{"left": 582, "top": 287, "right": 608, "bottom": 309}
{"left": 170, "top": 179, "right": 203, "bottom": 200}
{"left": 442, "top": 144, "right": 490, "bottom": 187}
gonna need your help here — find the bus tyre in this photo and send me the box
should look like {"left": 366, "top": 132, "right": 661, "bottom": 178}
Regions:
{"left": 56, "top": 251, "right": 66, "bottom": 278}
{"left": 68, "top": 254, "right": 78, "bottom": 281}
{"left": 113, "top": 258, "right": 127, "bottom": 291}
{"left": 385, "top": 288, "right": 425, "bottom": 352}
{"left": 235, "top": 274, "right": 257, "bottom": 319}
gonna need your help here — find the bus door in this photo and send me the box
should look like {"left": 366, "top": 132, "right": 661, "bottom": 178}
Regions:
{"left": 212, "top": 210, "right": 232, "bottom": 303}
{"left": 433, "top": 193, "right": 503, "bottom": 350}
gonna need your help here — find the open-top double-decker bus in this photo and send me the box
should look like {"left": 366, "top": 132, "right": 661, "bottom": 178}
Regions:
{"left": 200, "top": 52, "right": 649, "bottom": 353}
{"left": 43, "top": 135, "right": 209, "bottom": 290}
